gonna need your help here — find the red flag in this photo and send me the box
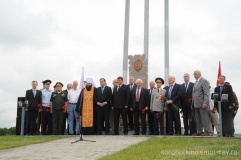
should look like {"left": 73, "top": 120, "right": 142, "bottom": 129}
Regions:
{"left": 216, "top": 61, "right": 221, "bottom": 86}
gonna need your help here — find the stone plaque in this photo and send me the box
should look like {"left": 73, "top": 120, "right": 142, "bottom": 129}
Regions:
{"left": 128, "top": 54, "right": 148, "bottom": 89}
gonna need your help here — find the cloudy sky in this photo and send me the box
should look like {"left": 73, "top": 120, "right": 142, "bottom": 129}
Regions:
{"left": 1, "top": 0, "right": 241, "bottom": 133}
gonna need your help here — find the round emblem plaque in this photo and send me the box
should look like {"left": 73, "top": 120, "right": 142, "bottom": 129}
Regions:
{"left": 134, "top": 59, "right": 142, "bottom": 72}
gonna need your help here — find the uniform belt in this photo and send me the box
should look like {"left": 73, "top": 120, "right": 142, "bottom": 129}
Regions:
{"left": 42, "top": 107, "right": 50, "bottom": 112}
{"left": 69, "top": 103, "right": 77, "bottom": 105}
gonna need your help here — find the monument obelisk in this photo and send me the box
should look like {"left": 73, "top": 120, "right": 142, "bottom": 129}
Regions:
{"left": 123, "top": 0, "right": 149, "bottom": 88}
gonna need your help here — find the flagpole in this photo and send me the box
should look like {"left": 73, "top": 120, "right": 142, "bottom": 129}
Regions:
{"left": 164, "top": 0, "right": 169, "bottom": 86}
{"left": 144, "top": 0, "right": 149, "bottom": 88}
{"left": 216, "top": 61, "right": 222, "bottom": 137}
{"left": 79, "top": 67, "right": 85, "bottom": 89}
{"left": 123, "top": 0, "right": 130, "bottom": 84}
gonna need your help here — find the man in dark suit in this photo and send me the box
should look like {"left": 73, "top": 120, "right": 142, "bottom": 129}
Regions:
{"left": 94, "top": 78, "right": 112, "bottom": 135}
{"left": 109, "top": 79, "right": 118, "bottom": 134}
{"left": 214, "top": 75, "right": 234, "bottom": 137}
{"left": 112, "top": 76, "right": 130, "bottom": 135}
{"left": 130, "top": 79, "right": 149, "bottom": 135}
{"left": 25, "top": 81, "right": 42, "bottom": 135}
{"left": 127, "top": 76, "right": 136, "bottom": 131}
{"left": 180, "top": 73, "right": 196, "bottom": 135}
{"left": 147, "top": 81, "right": 155, "bottom": 135}
{"left": 165, "top": 76, "right": 182, "bottom": 135}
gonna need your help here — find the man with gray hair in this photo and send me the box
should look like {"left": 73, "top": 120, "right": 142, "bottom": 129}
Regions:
{"left": 67, "top": 81, "right": 81, "bottom": 135}
{"left": 127, "top": 76, "right": 136, "bottom": 131}
{"left": 165, "top": 76, "right": 182, "bottom": 135}
{"left": 180, "top": 73, "right": 196, "bottom": 135}
{"left": 192, "top": 70, "right": 211, "bottom": 136}
{"left": 130, "top": 79, "right": 149, "bottom": 135}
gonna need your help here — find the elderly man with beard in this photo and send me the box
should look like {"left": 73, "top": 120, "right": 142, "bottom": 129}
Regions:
{"left": 76, "top": 78, "right": 97, "bottom": 135}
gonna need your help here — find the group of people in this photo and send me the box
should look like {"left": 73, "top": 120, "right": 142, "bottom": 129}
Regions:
{"left": 24, "top": 70, "right": 239, "bottom": 137}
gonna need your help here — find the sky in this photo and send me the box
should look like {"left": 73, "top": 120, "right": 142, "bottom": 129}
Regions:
{"left": 0, "top": 0, "right": 241, "bottom": 133}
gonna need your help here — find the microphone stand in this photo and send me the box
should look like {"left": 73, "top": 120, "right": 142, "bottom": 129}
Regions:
{"left": 71, "top": 89, "right": 96, "bottom": 144}
{"left": 71, "top": 116, "right": 96, "bottom": 143}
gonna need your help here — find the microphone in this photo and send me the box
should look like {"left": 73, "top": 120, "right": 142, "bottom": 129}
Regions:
{"left": 18, "top": 101, "right": 23, "bottom": 108}
{"left": 25, "top": 100, "right": 29, "bottom": 108}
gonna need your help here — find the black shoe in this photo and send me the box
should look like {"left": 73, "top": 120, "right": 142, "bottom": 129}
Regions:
{"left": 128, "top": 127, "right": 134, "bottom": 131}
{"left": 142, "top": 133, "right": 146, "bottom": 135}
{"left": 124, "top": 133, "right": 128, "bottom": 135}
{"left": 105, "top": 132, "right": 109, "bottom": 135}
{"left": 97, "top": 132, "right": 102, "bottom": 135}
{"left": 112, "top": 132, "right": 119, "bottom": 135}
{"left": 133, "top": 133, "right": 139, "bottom": 135}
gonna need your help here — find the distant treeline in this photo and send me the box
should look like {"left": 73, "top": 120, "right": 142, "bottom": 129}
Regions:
{"left": 0, "top": 127, "right": 16, "bottom": 135}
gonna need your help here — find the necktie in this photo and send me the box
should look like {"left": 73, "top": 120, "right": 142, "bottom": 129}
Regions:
{"left": 101, "top": 87, "right": 104, "bottom": 93}
{"left": 220, "top": 85, "right": 223, "bottom": 95}
{"left": 130, "top": 84, "right": 133, "bottom": 91}
{"left": 194, "top": 80, "right": 198, "bottom": 88}
{"left": 158, "top": 88, "right": 160, "bottom": 93}
{"left": 185, "top": 83, "right": 188, "bottom": 92}
{"left": 168, "top": 85, "right": 173, "bottom": 99}
{"left": 136, "top": 88, "right": 140, "bottom": 102}
{"left": 33, "top": 90, "right": 36, "bottom": 97}
{"left": 117, "top": 85, "right": 120, "bottom": 92}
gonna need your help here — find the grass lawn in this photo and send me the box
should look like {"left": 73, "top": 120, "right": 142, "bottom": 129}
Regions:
{"left": 0, "top": 135, "right": 68, "bottom": 150}
{"left": 100, "top": 137, "right": 241, "bottom": 160}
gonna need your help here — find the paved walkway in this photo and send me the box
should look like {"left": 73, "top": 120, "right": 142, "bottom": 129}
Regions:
{"left": 0, "top": 135, "right": 149, "bottom": 160}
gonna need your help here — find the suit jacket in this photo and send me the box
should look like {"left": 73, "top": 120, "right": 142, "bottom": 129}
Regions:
{"left": 127, "top": 83, "right": 137, "bottom": 92}
{"left": 148, "top": 88, "right": 154, "bottom": 108}
{"left": 127, "top": 83, "right": 137, "bottom": 106}
{"left": 180, "top": 82, "right": 194, "bottom": 109}
{"left": 112, "top": 84, "right": 130, "bottom": 108}
{"left": 25, "top": 89, "right": 42, "bottom": 110}
{"left": 165, "top": 83, "right": 182, "bottom": 107}
{"left": 94, "top": 86, "right": 112, "bottom": 106}
{"left": 192, "top": 77, "right": 209, "bottom": 108}
{"left": 150, "top": 88, "right": 166, "bottom": 112}
{"left": 214, "top": 84, "right": 233, "bottom": 112}
{"left": 129, "top": 87, "right": 149, "bottom": 110}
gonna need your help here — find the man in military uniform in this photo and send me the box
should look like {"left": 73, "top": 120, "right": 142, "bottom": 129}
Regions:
{"left": 50, "top": 82, "right": 68, "bottom": 135}
{"left": 150, "top": 77, "right": 166, "bottom": 135}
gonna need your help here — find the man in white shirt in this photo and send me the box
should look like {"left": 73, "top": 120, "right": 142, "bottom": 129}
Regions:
{"left": 67, "top": 80, "right": 81, "bottom": 135}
